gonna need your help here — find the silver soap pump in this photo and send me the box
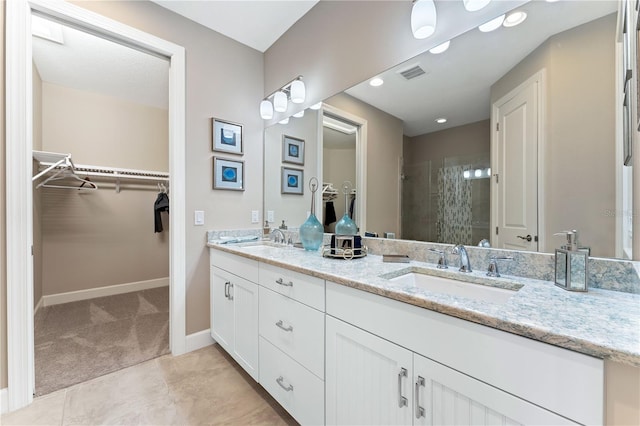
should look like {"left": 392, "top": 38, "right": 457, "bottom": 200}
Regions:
{"left": 554, "top": 230, "right": 589, "bottom": 292}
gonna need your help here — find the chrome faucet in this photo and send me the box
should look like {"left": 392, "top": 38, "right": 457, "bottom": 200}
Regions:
{"left": 451, "top": 244, "right": 472, "bottom": 273}
{"left": 270, "top": 229, "right": 286, "bottom": 244}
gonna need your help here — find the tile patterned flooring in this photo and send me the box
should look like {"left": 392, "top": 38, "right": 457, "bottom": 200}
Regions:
{"left": 2, "top": 345, "right": 297, "bottom": 426}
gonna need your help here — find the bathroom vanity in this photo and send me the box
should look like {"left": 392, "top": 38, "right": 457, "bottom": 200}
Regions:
{"left": 209, "top": 241, "right": 640, "bottom": 425}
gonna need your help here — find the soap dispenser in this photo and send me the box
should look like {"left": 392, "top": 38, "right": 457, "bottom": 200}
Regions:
{"left": 554, "top": 230, "right": 589, "bottom": 292}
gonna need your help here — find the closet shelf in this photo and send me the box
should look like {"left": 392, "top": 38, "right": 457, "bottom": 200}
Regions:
{"left": 33, "top": 150, "right": 169, "bottom": 192}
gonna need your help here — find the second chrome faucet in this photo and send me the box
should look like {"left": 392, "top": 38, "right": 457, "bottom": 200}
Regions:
{"left": 451, "top": 244, "right": 472, "bottom": 273}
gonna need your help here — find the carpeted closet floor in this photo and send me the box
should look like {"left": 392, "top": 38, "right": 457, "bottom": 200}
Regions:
{"left": 34, "top": 286, "right": 170, "bottom": 396}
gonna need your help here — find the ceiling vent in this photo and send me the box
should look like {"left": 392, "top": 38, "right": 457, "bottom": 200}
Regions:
{"left": 399, "top": 65, "right": 426, "bottom": 80}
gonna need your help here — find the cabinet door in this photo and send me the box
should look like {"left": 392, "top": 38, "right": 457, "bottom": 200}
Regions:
{"left": 413, "top": 354, "right": 576, "bottom": 426}
{"left": 326, "top": 316, "right": 413, "bottom": 426}
{"left": 231, "top": 275, "right": 259, "bottom": 381}
{"left": 210, "top": 266, "right": 234, "bottom": 354}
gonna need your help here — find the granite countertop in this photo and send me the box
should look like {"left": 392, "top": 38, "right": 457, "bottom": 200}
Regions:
{"left": 208, "top": 241, "right": 640, "bottom": 367}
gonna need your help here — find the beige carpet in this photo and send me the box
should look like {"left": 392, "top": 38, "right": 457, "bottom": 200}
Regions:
{"left": 34, "top": 286, "right": 170, "bottom": 396}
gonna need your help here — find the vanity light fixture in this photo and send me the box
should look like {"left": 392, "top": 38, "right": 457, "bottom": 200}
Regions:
{"left": 503, "top": 10, "right": 527, "bottom": 27}
{"left": 293, "top": 110, "right": 305, "bottom": 118}
{"left": 411, "top": 0, "right": 437, "bottom": 40}
{"left": 478, "top": 14, "right": 505, "bottom": 32}
{"left": 435, "top": 117, "right": 447, "bottom": 124}
{"left": 463, "top": 0, "right": 491, "bottom": 12}
{"left": 310, "top": 102, "right": 323, "bottom": 110}
{"left": 429, "top": 40, "right": 450, "bottom": 54}
{"left": 259, "top": 76, "right": 306, "bottom": 119}
{"left": 279, "top": 117, "right": 290, "bottom": 125}
{"left": 369, "top": 77, "right": 384, "bottom": 87}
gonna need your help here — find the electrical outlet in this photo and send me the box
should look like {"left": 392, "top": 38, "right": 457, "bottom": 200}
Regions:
{"left": 194, "top": 210, "right": 205, "bottom": 226}
{"left": 251, "top": 210, "right": 260, "bottom": 224}
{"left": 267, "top": 210, "right": 274, "bottom": 222}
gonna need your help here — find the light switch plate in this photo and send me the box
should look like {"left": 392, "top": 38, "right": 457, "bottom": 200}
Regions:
{"left": 267, "top": 210, "right": 274, "bottom": 222}
{"left": 251, "top": 210, "right": 260, "bottom": 224}
{"left": 194, "top": 210, "right": 205, "bottom": 226}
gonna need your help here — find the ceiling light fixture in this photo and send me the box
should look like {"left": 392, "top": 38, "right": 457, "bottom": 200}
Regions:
{"left": 411, "top": 0, "right": 437, "bottom": 40}
{"left": 478, "top": 14, "right": 505, "bottom": 32}
{"left": 429, "top": 40, "right": 450, "bottom": 54}
{"left": 463, "top": 0, "right": 491, "bottom": 12}
{"left": 279, "top": 117, "right": 290, "bottom": 125}
{"left": 293, "top": 110, "right": 305, "bottom": 118}
{"left": 259, "top": 76, "right": 306, "bottom": 120}
{"left": 435, "top": 118, "right": 447, "bottom": 124}
{"left": 503, "top": 11, "right": 527, "bottom": 27}
{"left": 369, "top": 77, "right": 384, "bottom": 87}
{"left": 310, "top": 102, "right": 323, "bottom": 110}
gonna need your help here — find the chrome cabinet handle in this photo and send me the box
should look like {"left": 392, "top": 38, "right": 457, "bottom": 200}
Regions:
{"left": 398, "top": 368, "right": 408, "bottom": 408}
{"left": 275, "top": 277, "right": 294, "bottom": 287}
{"left": 415, "top": 376, "right": 425, "bottom": 418}
{"left": 224, "top": 281, "right": 230, "bottom": 299}
{"left": 228, "top": 282, "right": 234, "bottom": 300}
{"left": 275, "top": 320, "right": 293, "bottom": 332}
{"left": 276, "top": 376, "right": 293, "bottom": 392}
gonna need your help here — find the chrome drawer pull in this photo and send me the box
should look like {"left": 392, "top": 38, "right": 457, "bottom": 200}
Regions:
{"left": 275, "top": 320, "right": 294, "bottom": 332}
{"left": 228, "top": 282, "right": 234, "bottom": 300}
{"left": 415, "top": 376, "right": 426, "bottom": 418}
{"left": 276, "top": 376, "right": 294, "bottom": 392}
{"left": 224, "top": 281, "right": 230, "bottom": 299}
{"left": 398, "top": 367, "right": 408, "bottom": 408}
{"left": 275, "top": 277, "right": 294, "bottom": 287}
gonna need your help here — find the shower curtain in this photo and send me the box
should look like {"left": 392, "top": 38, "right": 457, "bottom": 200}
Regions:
{"left": 437, "top": 165, "right": 472, "bottom": 244}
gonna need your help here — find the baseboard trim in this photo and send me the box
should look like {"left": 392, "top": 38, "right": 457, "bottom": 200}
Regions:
{"left": 1, "top": 387, "right": 8, "bottom": 414}
{"left": 34, "top": 296, "right": 44, "bottom": 315}
{"left": 42, "top": 277, "right": 169, "bottom": 307}
{"left": 185, "top": 329, "right": 215, "bottom": 353}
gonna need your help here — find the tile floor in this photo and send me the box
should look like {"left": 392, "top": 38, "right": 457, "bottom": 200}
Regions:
{"left": 2, "top": 344, "right": 297, "bottom": 426}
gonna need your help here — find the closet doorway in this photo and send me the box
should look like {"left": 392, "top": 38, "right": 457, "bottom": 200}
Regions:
{"left": 6, "top": 0, "right": 186, "bottom": 411}
{"left": 31, "top": 15, "right": 171, "bottom": 396}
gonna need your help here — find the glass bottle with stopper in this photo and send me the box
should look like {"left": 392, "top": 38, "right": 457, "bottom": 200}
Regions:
{"left": 334, "top": 180, "right": 358, "bottom": 235}
{"left": 299, "top": 177, "right": 324, "bottom": 251}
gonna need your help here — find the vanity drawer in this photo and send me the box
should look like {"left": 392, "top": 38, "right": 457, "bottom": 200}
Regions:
{"left": 259, "top": 286, "right": 324, "bottom": 378}
{"left": 259, "top": 263, "right": 325, "bottom": 311}
{"left": 210, "top": 249, "right": 259, "bottom": 283}
{"left": 259, "top": 337, "right": 324, "bottom": 426}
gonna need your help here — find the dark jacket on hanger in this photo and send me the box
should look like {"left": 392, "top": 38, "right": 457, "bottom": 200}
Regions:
{"left": 154, "top": 193, "right": 169, "bottom": 233}
{"left": 325, "top": 201, "right": 337, "bottom": 225}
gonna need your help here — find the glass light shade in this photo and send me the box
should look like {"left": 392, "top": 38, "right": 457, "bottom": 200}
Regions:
{"left": 478, "top": 14, "right": 505, "bottom": 32}
{"left": 279, "top": 117, "right": 290, "bottom": 125}
{"left": 290, "top": 80, "right": 305, "bottom": 104}
{"left": 310, "top": 102, "right": 322, "bottom": 110}
{"left": 411, "top": 0, "right": 437, "bottom": 39}
{"left": 429, "top": 40, "right": 450, "bottom": 54}
{"left": 463, "top": 0, "right": 491, "bottom": 12}
{"left": 293, "top": 110, "right": 305, "bottom": 118}
{"left": 260, "top": 99, "right": 273, "bottom": 120}
{"left": 273, "top": 90, "right": 288, "bottom": 112}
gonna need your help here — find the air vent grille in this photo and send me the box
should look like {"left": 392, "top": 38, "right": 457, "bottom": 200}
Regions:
{"left": 399, "top": 65, "right": 426, "bottom": 80}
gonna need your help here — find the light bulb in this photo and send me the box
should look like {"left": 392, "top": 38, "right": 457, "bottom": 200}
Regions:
{"left": 411, "top": 0, "right": 437, "bottom": 39}
{"left": 290, "top": 79, "right": 305, "bottom": 104}
{"left": 429, "top": 40, "right": 450, "bottom": 54}
{"left": 260, "top": 99, "right": 273, "bottom": 120}
{"left": 479, "top": 14, "right": 505, "bottom": 32}
{"left": 273, "top": 90, "right": 288, "bottom": 113}
{"left": 463, "top": 170, "right": 471, "bottom": 179}
{"left": 369, "top": 77, "right": 384, "bottom": 87}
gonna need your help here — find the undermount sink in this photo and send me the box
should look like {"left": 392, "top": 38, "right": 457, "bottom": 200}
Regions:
{"left": 389, "top": 270, "right": 522, "bottom": 305}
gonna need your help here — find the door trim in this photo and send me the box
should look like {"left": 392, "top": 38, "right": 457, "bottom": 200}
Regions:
{"left": 490, "top": 69, "right": 546, "bottom": 251}
{"left": 5, "top": 0, "right": 187, "bottom": 411}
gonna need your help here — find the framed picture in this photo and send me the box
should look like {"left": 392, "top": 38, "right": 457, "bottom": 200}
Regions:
{"left": 212, "top": 118, "right": 243, "bottom": 155}
{"left": 213, "top": 157, "right": 244, "bottom": 191}
{"left": 281, "top": 167, "right": 304, "bottom": 195}
{"left": 282, "top": 135, "right": 305, "bottom": 165}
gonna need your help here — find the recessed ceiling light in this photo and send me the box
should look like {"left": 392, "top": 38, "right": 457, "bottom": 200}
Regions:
{"left": 429, "top": 40, "right": 450, "bottom": 54}
{"left": 478, "top": 14, "right": 505, "bottom": 33}
{"left": 503, "top": 11, "right": 527, "bottom": 27}
{"left": 310, "top": 102, "right": 322, "bottom": 110}
{"left": 463, "top": 0, "right": 491, "bottom": 12}
{"left": 279, "top": 117, "right": 290, "bottom": 125}
{"left": 293, "top": 110, "right": 305, "bottom": 118}
{"left": 369, "top": 77, "right": 384, "bottom": 87}
{"left": 435, "top": 118, "right": 447, "bottom": 124}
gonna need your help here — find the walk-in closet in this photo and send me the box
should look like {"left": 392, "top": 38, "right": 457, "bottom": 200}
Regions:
{"left": 30, "top": 15, "right": 170, "bottom": 395}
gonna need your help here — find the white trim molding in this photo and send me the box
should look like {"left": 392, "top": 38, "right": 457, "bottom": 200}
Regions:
{"left": 1, "top": 388, "right": 8, "bottom": 414}
{"left": 41, "top": 278, "right": 169, "bottom": 307}
{"left": 6, "top": 0, "right": 187, "bottom": 412}
{"left": 185, "top": 329, "right": 216, "bottom": 353}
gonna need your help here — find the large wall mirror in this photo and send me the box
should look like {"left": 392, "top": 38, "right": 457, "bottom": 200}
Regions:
{"left": 264, "top": 0, "right": 626, "bottom": 259}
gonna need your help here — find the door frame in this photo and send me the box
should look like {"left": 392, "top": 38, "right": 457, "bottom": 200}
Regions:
{"left": 490, "top": 70, "right": 546, "bottom": 251}
{"left": 5, "top": 0, "right": 187, "bottom": 411}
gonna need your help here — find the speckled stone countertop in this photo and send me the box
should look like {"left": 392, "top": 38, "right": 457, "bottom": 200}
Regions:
{"left": 208, "top": 241, "right": 640, "bottom": 368}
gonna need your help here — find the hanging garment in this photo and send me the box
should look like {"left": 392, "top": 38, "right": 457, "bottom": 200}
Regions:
{"left": 325, "top": 201, "right": 337, "bottom": 225}
{"left": 154, "top": 192, "right": 170, "bottom": 233}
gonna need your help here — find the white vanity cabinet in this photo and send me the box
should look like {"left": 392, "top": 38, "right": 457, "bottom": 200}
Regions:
{"left": 210, "top": 250, "right": 260, "bottom": 381}
{"left": 258, "top": 263, "right": 326, "bottom": 425}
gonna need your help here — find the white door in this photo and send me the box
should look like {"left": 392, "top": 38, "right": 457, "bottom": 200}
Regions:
{"left": 493, "top": 77, "right": 540, "bottom": 250}
{"left": 231, "top": 276, "right": 259, "bottom": 381}
{"left": 325, "top": 316, "right": 413, "bottom": 426}
{"left": 210, "top": 267, "right": 234, "bottom": 354}
{"left": 413, "top": 354, "right": 575, "bottom": 425}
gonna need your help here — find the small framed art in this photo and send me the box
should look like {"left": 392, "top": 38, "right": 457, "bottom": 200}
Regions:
{"left": 213, "top": 157, "right": 244, "bottom": 191}
{"left": 281, "top": 167, "right": 304, "bottom": 195}
{"left": 212, "top": 118, "right": 243, "bottom": 155}
{"left": 282, "top": 135, "right": 305, "bottom": 165}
